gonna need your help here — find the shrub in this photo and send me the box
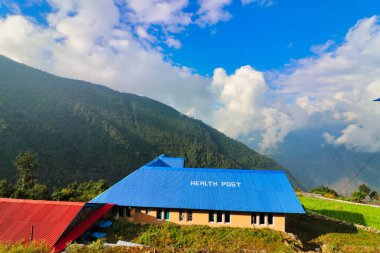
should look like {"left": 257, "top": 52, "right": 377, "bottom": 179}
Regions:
{"left": 311, "top": 185, "right": 338, "bottom": 197}
{"left": 324, "top": 193, "right": 336, "bottom": 199}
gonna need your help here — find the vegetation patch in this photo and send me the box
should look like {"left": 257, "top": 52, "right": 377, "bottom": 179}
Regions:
{"left": 287, "top": 214, "right": 380, "bottom": 253}
{"left": 104, "top": 220, "right": 292, "bottom": 252}
{"left": 299, "top": 196, "right": 380, "bottom": 230}
{"left": 0, "top": 241, "right": 49, "bottom": 253}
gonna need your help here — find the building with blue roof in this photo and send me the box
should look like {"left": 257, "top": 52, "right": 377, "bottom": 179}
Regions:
{"left": 91, "top": 155, "right": 304, "bottom": 231}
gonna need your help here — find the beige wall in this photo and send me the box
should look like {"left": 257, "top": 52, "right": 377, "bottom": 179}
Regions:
{"left": 118, "top": 207, "right": 286, "bottom": 232}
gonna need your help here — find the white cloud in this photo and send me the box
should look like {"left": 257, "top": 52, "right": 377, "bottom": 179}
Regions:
{"left": 1, "top": 1, "right": 380, "bottom": 155}
{"left": 196, "top": 0, "right": 232, "bottom": 26}
{"left": 165, "top": 36, "right": 181, "bottom": 49}
{"left": 241, "top": 0, "right": 274, "bottom": 7}
{"left": 310, "top": 39, "right": 335, "bottom": 55}
{"left": 125, "top": 0, "right": 191, "bottom": 27}
{"left": 276, "top": 16, "right": 380, "bottom": 152}
{"left": 211, "top": 66, "right": 304, "bottom": 151}
{"left": 0, "top": 0, "right": 212, "bottom": 120}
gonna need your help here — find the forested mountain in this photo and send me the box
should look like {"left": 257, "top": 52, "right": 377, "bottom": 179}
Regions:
{"left": 0, "top": 55, "right": 300, "bottom": 187}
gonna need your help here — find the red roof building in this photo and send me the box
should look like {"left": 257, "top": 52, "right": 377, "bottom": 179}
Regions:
{"left": 0, "top": 198, "right": 113, "bottom": 252}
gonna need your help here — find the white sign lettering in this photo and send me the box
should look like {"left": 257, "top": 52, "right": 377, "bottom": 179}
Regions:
{"left": 190, "top": 181, "right": 241, "bottom": 187}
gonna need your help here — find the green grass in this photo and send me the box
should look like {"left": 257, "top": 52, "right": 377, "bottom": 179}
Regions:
{"left": 104, "top": 220, "right": 293, "bottom": 253}
{"left": 299, "top": 196, "right": 380, "bottom": 230}
{"left": 287, "top": 214, "right": 380, "bottom": 253}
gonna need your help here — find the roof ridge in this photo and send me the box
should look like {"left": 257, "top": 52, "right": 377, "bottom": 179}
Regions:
{"left": 0, "top": 198, "right": 85, "bottom": 206}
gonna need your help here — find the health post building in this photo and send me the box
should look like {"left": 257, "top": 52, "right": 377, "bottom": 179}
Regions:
{"left": 91, "top": 155, "right": 304, "bottom": 232}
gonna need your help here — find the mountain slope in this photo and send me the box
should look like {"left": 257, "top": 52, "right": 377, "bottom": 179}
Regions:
{"left": 0, "top": 55, "right": 300, "bottom": 187}
{"left": 271, "top": 127, "right": 380, "bottom": 192}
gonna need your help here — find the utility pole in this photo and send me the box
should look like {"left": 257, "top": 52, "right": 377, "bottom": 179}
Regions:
{"left": 30, "top": 225, "right": 34, "bottom": 242}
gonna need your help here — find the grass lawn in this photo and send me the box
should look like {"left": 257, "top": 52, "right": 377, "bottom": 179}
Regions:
{"left": 299, "top": 196, "right": 380, "bottom": 230}
{"left": 287, "top": 214, "right": 380, "bottom": 253}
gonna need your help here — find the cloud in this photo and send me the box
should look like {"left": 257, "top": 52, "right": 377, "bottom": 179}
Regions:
{"left": 209, "top": 15, "right": 380, "bottom": 153}
{"left": 310, "top": 39, "right": 335, "bottom": 55}
{"left": 1, "top": 1, "right": 380, "bottom": 155}
{"left": 241, "top": 0, "right": 274, "bottom": 7}
{"left": 196, "top": 0, "right": 232, "bottom": 26}
{"left": 211, "top": 66, "right": 305, "bottom": 151}
{"left": 0, "top": 0, "right": 212, "bottom": 120}
{"left": 276, "top": 16, "right": 380, "bottom": 152}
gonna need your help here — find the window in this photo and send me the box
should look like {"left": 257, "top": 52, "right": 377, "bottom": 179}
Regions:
{"left": 118, "top": 206, "right": 131, "bottom": 218}
{"left": 259, "top": 213, "right": 265, "bottom": 225}
{"left": 186, "top": 210, "right": 193, "bottom": 221}
{"left": 157, "top": 209, "right": 163, "bottom": 220}
{"left": 135, "top": 208, "right": 141, "bottom": 214}
{"left": 251, "top": 213, "right": 257, "bottom": 225}
{"left": 118, "top": 206, "right": 124, "bottom": 217}
{"left": 209, "top": 211, "right": 215, "bottom": 222}
{"left": 179, "top": 210, "right": 184, "bottom": 221}
{"left": 217, "top": 211, "right": 223, "bottom": 223}
{"left": 164, "top": 209, "right": 170, "bottom": 220}
{"left": 225, "top": 212, "right": 230, "bottom": 223}
{"left": 268, "top": 213, "right": 274, "bottom": 225}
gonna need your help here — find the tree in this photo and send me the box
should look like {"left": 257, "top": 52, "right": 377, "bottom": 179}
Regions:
{"left": 369, "top": 191, "right": 378, "bottom": 201}
{"left": 310, "top": 185, "right": 338, "bottom": 197}
{"left": 12, "top": 151, "right": 48, "bottom": 199}
{"left": 0, "top": 179, "right": 14, "bottom": 197}
{"left": 26, "top": 184, "right": 49, "bottom": 200}
{"left": 352, "top": 191, "right": 366, "bottom": 202}
{"left": 13, "top": 151, "right": 38, "bottom": 188}
{"left": 358, "top": 184, "right": 371, "bottom": 196}
{"left": 52, "top": 180, "right": 109, "bottom": 202}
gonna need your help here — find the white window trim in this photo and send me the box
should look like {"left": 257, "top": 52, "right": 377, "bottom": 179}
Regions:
{"left": 267, "top": 213, "right": 275, "bottom": 226}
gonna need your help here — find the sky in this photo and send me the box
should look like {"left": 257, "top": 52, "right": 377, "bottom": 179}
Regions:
{"left": 0, "top": 0, "right": 380, "bottom": 154}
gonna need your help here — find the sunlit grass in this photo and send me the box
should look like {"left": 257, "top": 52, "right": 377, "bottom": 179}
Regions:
{"left": 299, "top": 196, "right": 380, "bottom": 230}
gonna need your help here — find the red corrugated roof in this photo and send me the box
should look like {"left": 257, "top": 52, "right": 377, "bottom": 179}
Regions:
{"left": 53, "top": 203, "right": 114, "bottom": 252}
{"left": 0, "top": 198, "right": 85, "bottom": 248}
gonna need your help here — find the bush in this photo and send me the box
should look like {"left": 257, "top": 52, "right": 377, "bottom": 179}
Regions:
{"left": 311, "top": 185, "right": 338, "bottom": 197}
{"left": 324, "top": 193, "right": 336, "bottom": 199}
{"left": 0, "top": 241, "right": 49, "bottom": 253}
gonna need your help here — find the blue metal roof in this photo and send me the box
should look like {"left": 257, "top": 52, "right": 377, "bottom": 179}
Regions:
{"left": 143, "top": 155, "right": 185, "bottom": 168}
{"left": 91, "top": 156, "right": 304, "bottom": 214}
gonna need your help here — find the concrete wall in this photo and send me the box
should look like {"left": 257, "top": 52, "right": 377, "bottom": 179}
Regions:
{"left": 117, "top": 207, "right": 286, "bottom": 232}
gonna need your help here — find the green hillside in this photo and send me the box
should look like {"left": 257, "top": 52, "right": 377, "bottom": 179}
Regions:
{"left": 299, "top": 196, "right": 380, "bottom": 230}
{"left": 0, "top": 55, "right": 299, "bottom": 187}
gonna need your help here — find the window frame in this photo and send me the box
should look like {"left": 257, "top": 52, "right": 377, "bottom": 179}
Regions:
{"left": 224, "top": 211, "right": 231, "bottom": 223}
{"left": 157, "top": 208, "right": 163, "bottom": 220}
{"left": 209, "top": 211, "right": 215, "bottom": 223}
{"left": 251, "top": 213, "right": 257, "bottom": 225}
{"left": 259, "top": 213, "right": 265, "bottom": 225}
{"left": 267, "top": 213, "right": 274, "bottom": 225}
{"left": 216, "top": 211, "right": 223, "bottom": 223}
{"left": 179, "top": 210, "right": 184, "bottom": 221}
{"left": 164, "top": 209, "right": 170, "bottom": 220}
{"left": 118, "top": 206, "right": 124, "bottom": 218}
{"left": 186, "top": 210, "right": 193, "bottom": 221}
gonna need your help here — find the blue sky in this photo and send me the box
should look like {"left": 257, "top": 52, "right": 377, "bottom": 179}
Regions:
{"left": 2, "top": 0, "right": 379, "bottom": 75}
{"left": 169, "top": 0, "right": 380, "bottom": 75}
{"left": 0, "top": 0, "right": 380, "bottom": 155}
